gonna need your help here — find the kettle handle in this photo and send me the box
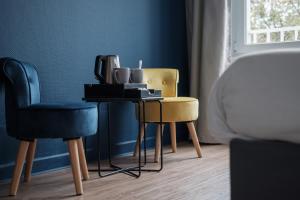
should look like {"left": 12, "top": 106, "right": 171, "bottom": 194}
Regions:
{"left": 113, "top": 69, "right": 120, "bottom": 84}
{"left": 94, "top": 55, "right": 105, "bottom": 83}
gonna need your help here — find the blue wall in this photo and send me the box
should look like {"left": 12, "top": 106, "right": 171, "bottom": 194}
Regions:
{"left": 0, "top": 0, "right": 188, "bottom": 180}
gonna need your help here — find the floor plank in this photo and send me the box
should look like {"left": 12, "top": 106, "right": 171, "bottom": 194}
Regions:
{"left": 0, "top": 143, "right": 230, "bottom": 200}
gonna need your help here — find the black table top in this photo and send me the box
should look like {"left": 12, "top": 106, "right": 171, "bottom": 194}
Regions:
{"left": 82, "top": 97, "right": 163, "bottom": 103}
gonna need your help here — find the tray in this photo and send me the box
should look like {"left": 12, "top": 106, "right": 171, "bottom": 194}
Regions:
{"left": 124, "top": 89, "right": 161, "bottom": 98}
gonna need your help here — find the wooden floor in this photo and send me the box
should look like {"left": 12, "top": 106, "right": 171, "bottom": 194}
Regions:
{"left": 0, "top": 143, "right": 230, "bottom": 200}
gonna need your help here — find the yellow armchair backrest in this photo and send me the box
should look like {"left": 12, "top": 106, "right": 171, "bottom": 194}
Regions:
{"left": 143, "top": 68, "right": 179, "bottom": 97}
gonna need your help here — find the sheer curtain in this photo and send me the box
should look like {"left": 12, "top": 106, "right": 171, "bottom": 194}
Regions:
{"left": 186, "top": 0, "right": 231, "bottom": 143}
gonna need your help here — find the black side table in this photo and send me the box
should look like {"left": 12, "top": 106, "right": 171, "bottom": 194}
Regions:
{"left": 83, "top": 97, "right": 163, "bottom": 178}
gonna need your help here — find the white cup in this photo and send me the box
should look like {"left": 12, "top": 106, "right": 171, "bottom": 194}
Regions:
{"left": 113, "top": 68, "right": 130, "bottom": 84}
{"left": 130, "top": 69, "right": 144, "bottom": 83}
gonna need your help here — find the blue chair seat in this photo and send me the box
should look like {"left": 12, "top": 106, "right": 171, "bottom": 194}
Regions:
{"left": 17, "top": 103, "right": 97, "bottom": 139}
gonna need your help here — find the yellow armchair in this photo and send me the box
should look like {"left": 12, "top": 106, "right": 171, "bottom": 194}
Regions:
{"left": 133, "top": 68, "right": 202, "bottom": 162}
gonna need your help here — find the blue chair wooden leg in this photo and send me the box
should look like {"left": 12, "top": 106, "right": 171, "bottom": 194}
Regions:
{"left": 77, "top": 138, "right": 89, "bottom": 181}
{"left": 24, "top": 139, "right": 37, "bottom": 182}
{"left": 67, "top": 139, "right": 83, "bottom": 195}
{"left": 10, "top": 141, "right": 30, "bottom": 196}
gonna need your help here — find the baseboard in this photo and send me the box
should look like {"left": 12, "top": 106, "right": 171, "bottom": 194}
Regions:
{"left": 0, "top": 129, "right": 187, "bottom": 181}
{"left": 0, "top": 151, "right": 71, "bottom": 181}
{"left": 0, "top": 147, "right": 96, "bottom": 181}
{"left": 0, "top": 137, "right": 156, "bottom": 181}
{"left": 113, "top": 136, "right": 155, "bottom": 154}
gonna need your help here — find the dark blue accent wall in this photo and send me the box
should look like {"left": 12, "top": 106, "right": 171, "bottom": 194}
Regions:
{"left": 0, "top": 0, "right": 188, "bottom": 180}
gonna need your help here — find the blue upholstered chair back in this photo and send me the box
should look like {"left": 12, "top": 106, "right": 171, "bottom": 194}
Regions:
{"left": 1, "top": 58, "right": 41, "bottom": 135}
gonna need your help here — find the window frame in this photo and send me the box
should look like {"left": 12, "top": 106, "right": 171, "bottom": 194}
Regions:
{"left": 231, "top": 0, "right": 300, "bottom": 56}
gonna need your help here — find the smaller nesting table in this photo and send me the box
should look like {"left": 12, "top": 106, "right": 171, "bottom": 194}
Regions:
{"left": 83, "top": 97, "right": 163, "bottom": 178}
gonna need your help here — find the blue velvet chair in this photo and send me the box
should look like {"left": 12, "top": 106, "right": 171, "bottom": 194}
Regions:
{"left": 1, "top": 58, "right": 98, "bottom": 196}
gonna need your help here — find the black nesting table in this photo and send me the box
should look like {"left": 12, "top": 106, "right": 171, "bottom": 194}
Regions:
{"left": 83, "top": 97, "right": 163, "bottom": 178}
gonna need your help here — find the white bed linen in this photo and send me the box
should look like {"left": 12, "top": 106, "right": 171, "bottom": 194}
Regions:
{"left": 208, "top": 50, "right": 300, "bottom": 144}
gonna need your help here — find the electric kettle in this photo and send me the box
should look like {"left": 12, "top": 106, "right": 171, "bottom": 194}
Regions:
{"left": 94, "top": 55, "right": 120, "bottom": 84}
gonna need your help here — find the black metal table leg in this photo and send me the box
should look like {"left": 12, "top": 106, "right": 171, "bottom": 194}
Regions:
{"left": 85, "top": 99, "right": 163, "bottom": 177}
{"left": 107, "top": 103, "right": 113, "bottom": 168}
{"left": 159, "top": 100, "right": 163, "bottom": 171}
{"left": 130, "top": 99, "right": 163, "bottom": 172}
{"left": 143, "top": 101, "right": 147, "bottom": 165}
{"left": 97, "top": 102, "right": 101, "bottom": 177}
{"left": 137, "top": 101, "right": 142, "bottom": 177}
{"left": 90, "top": 102, "right": 141, "bottom": 178}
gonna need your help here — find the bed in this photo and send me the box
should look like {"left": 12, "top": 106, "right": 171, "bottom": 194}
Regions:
{"left": 207, "top": 49, "right": 300, "bottom": 200}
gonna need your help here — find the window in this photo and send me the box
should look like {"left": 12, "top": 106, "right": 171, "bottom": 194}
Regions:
{"left": 232, "top": 0, "right": 300, "bottom": 55}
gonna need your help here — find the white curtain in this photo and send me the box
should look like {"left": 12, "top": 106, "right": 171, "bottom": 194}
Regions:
{"left": 186, "top": 0, "right": 231, "bottom": 143}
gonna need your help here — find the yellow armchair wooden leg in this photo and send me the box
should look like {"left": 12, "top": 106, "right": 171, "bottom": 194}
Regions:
{"left": 133, "top": 123, "right": 147, "bottom": 157}
{"left": 170, "top": 122, "right": 177, "bottom": 153}
{"left": 68, "top": 139, "right": 83, "bottom": 195}
{"left": 187, "top": 122, "right": 202, "bottom": 158}
{"left": 154, "top": 124, "right": 165, "bottom": 163}
{"left": 10, "top": 141, "right": 30, "bottom": 196}
{"left": 24, "top": 139, "right": 37, "bottom": 183}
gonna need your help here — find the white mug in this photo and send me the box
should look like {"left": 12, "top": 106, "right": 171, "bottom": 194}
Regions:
{"left": 113, "top": 68, "right": 130, "bottom": 84}
{"left": 130, "top": 68, "right": 144, "bottom": 83}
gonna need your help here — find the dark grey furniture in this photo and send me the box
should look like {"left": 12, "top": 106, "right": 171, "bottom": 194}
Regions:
{"left": 231, "top": 139, "right": 300, "bottom": 200}
{"left": 1, "top": 58, "right": 97, "bottom": 196}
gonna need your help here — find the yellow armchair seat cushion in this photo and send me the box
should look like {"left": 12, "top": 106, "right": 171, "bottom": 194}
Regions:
{"left": 138, "top": 97, "right": 199, "bottom": 122}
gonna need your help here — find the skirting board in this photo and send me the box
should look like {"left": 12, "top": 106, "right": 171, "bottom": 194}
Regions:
{"left": 0, "top": 137, "right": 156, "bottom": 181}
